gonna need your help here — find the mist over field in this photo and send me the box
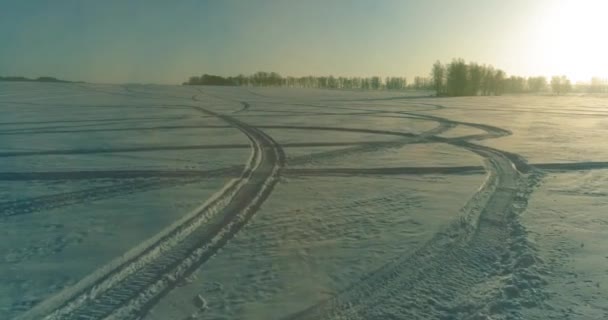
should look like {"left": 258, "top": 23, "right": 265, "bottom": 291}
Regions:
{"left": 1, "top": 1, "right": 608, "bottom": 319}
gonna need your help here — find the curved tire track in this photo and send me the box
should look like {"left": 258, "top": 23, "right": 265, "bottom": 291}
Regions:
{"left": 18, "top": 106, "right": 285, "bottom": 320}
{"left": 285, "top": 120, "right": 454, "bottom": 167}
{"left": 282, "top": 109, "right": 542, "bottom": 319}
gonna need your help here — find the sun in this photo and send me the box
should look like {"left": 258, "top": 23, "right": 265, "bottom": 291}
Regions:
{"left": 528, "top": 0, "right": 608, "bottom": 82}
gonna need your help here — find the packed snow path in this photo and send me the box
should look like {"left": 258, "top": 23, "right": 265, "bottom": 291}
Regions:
{"left": 17, "top": 99, "right": 285, "bottom": 320}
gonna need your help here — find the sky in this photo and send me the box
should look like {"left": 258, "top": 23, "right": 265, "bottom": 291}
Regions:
{"left": 1, "top": 0, "right": 607, "bottom": 84}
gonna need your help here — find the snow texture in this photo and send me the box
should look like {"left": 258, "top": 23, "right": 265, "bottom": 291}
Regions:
{"left": 1, "top": 82, "right": 606, "bottom": 319}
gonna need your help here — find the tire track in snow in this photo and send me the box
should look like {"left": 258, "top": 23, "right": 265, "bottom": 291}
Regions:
{"left": 0, "top": 178, "right": 208, "bottom": 218}
{"left": 169, "top": 89, "right": 538, "bottom": 319}
{"left": 285, "top": 165, "right": 485, "bottom": 176}
{"left": 0, "top": 111, "right": 498, "bottom": 220}
{"left": 0, "top": 116, "right": 190, "bottom": 127}
{"left": 17, "top": 105, "right": 285, "bottom": 320}
{"left": 0, "top": 168, "right": 243, "bottom": 218}
{"left": 0, "top": 141, "right": 396, "bottom": 158}
{"left": 10, "top": 86, "right": 548, "bottom": 319}
{"left": 0, "top": 144, "right": 249, "bottom": 157}
{"left": 0, "top": 121, "right": 219, "bottom": 135}
{"left": 285, "top": 121, "right": 454, "bottom": 167}
{"left": 0, "top": 169, "right": 242, "bottom": 181}
{"left": 0, "top": 158, "right": 592, "bottom": 182}
{"left": 282, "top": 110, "right": 544, "bottom": 319}
{"left": 284, "top": 161, "right": 608, "bottom": 177}
{"left": 233, "top": 101, "right": 250, "bottom": 113}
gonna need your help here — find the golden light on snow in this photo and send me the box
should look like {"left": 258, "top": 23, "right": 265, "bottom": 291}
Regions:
{"left": 527, "top": 0, "right": 608, "bottom": 81}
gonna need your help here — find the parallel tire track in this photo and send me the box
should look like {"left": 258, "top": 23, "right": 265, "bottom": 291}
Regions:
{"left": 14, "top": 86, "right": 546, "bottom": 319}
{"left": 282, "top": 111, "right": 542, "bottom": 319}
{"left": 0, "top": 168, "right": 242, "bottom": 218}
{"left": 286, "top": 120, "right": 452, "bottom": 167}
{"left": 1, "top": 178, "right": 199, "bottom": 218}
{"left": 18, "top": 106, "right": 285, "bottom": 320}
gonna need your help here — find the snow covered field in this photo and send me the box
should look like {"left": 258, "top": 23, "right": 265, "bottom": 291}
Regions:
{"left": 1, "top": 82, "right": 607, "bottom": 319}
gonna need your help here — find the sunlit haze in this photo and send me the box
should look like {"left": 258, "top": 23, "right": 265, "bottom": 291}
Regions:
{"left": 525, "top": 0, "right": 608, "bottom": 82}
{"left": 1, "top": 0, "right": 606, "bottom": 83}
{"left": 4, "top": 1, "right": 608, "bottom": 319}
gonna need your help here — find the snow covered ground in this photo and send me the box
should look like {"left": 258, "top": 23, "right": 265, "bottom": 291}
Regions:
{"left": 0, "top": 82, "right": 606, "bottom": 319}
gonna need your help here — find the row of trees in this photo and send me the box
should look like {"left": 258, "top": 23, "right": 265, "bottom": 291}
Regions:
{"left": 430, "top": 59, "right": 608, "bottom": 96}
{"left": 184, "top": 64, "right": 608, "bottom": 96}
{"left": 550, "top": 76, "right": 572, "bottom": 95}
{"left": 431, "top": 59, "right": 556, "bottom": 96}
{"left": 183, "top": 72, "right": 411, "bottom": 90}
{"left": 583, "top": 77, "right": 608, "bottom": 93}
{"left": 0, "top": 76, "right": 75, "bottom": 83}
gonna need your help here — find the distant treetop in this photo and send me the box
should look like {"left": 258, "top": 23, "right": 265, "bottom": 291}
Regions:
{"left": 0, "top": 76, "right": 78, "bottom": 83}
{"left": 183, "top": 72, "right": 415, "bottom": 90}
{"left": 429, "top": 58, "right": 584, "bottom": 96}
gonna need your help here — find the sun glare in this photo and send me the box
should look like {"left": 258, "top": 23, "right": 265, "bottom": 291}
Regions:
{"left": 529, "top": 0, "right": 608, "bottom": 82}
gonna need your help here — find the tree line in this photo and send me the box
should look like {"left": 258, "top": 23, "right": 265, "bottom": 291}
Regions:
{"left": 0, "top": 76, "right": 77, "bottom": 83}
{"left": 430, "top": 58, "right": 608, "bottom": 96}
{"left": 579, "top": 77, "right": 608, "bottom": 93}
{"left": 183, "top": 63, "right": 608, "bottom": 96}
{"left": 431, "top": 59, "right": 555, "bottom": 96}
{"left": 183, "top": 72, "right": 413, "bottom": 90}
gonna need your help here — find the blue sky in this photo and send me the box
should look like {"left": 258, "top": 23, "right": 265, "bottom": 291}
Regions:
{"left": 1, "top": 0, "right": 604, "bottom": 83}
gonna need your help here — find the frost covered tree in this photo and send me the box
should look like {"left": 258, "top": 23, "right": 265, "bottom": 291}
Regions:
{"left": 590, "top": 77, "right": 608, "bottom": 93}
{"left": 479, "top": 65, "right": 495, "bottom": 96}
{"left": 370, "top": 76, "right": 382, "bottom": 90}
{"left": 431, "top": 61, "right": 446, "bottom": 95}
{"left": 527, "top": 76, "right": 547, "bottom": 92}
{"left": 385, "top": 77, "right": 407, "bottom": 90}
{"left": 412, "top": 76, "right": 431, "bottom": 90}
{"left": 467, "top": 63, "right": 483, "bottom": 95}
{"left": 429, "top": 59, "right": 510, "bottom": 96}
{"left": 551, "top": 75, "right": 572, "bottom": 95}
{"left": 493, "top": 69, "right": 506, "bottom": 95}
{"left": 446, "top": 58, "right": 468, "bottom": 96}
